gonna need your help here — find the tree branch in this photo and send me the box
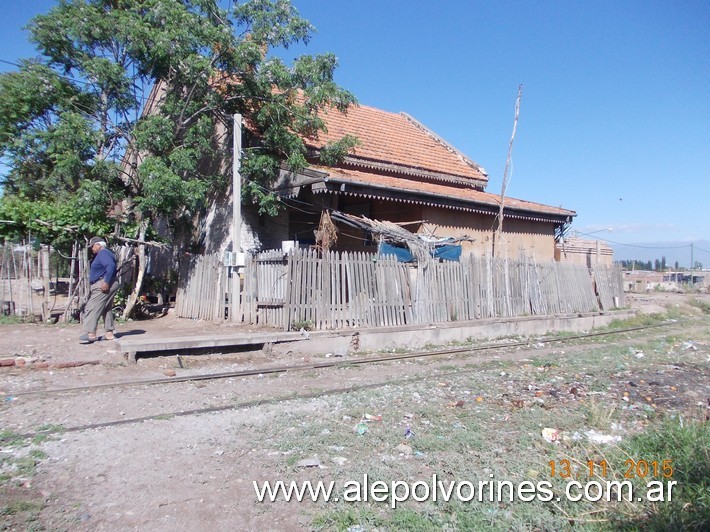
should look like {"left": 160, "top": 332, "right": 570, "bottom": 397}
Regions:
{"left": 114, "top": 235, "right": 170, "bottom": 249}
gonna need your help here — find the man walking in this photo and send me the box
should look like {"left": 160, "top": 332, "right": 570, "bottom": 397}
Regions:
{"left": 80, "top": 236, "right": 119, "bottom": 344}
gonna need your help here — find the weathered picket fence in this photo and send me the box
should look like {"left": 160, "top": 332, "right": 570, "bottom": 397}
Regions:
{"left": 176, "top": 248, "right": 625, "bottom": 330}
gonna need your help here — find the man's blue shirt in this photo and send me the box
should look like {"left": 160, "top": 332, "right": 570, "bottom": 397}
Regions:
{"left": 89, "top": 248, "right": 116, "bottom": 285}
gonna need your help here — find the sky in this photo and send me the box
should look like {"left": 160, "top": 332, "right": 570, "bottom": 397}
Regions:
{"left": 1, "top": 0, "right": 708, "bottom": 266}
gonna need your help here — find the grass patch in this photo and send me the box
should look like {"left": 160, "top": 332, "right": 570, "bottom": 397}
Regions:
{"left": 607, "top": 314, "right": 667, "bottom": 329}
{"left": 15, "top": 450, "right": 47, "bottom": 477}
{"left": 0, "top": 429, "right": 26, "bottom": 447}
{"left": 312, "top": 507, "right": 383, "bottom": 531}
{"left": 609, "top": 416, "right": 709, "bottom": 531}
{"left": 31, "top": 423, "right": 64, "bottom": 444}
{"left": 584, "top": 398, "right": 619, "bottom": 430}
{"left": 0, "top": 315, "right": 29, "bottom": 325}
{"left": 688, "top": 297, "right": 710, "bottom": 315}
{"left": 0, "top": 500, "right": 42, "bottom": 516}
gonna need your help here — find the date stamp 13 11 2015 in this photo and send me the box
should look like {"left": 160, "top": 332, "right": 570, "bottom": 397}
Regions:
{"left": 549, "top": 459, "right": 674, "bottom": 480}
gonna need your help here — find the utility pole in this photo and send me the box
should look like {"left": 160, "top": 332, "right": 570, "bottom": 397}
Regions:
{"left": 232, "top": 113, "right": 243, "bottom": 265}
{"left": 493, "top": 84, "right": 522, "bottom": 258}
{"left": 690, "top": 242, "right": 694, "bottom": 285}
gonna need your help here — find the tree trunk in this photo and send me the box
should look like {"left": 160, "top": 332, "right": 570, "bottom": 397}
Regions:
{"left": 122, "top": 220, "right": 149, "bottom": 319}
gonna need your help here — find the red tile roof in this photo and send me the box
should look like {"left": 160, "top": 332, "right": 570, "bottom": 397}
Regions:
{"left": 305, "top": 104, "right": 487, "bottom": 185}
{"left": 313, "top": 166, "right": 575, "bottom": 221}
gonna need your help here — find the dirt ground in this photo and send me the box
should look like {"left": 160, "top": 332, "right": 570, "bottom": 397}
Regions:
{"left": 1, "top": 291, "right": 708, "bottom": 531}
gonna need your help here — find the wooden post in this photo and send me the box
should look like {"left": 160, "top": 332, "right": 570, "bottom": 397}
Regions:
{"left": 232, "top": 113, "right": 243, "bottom": 261}
{"left": 41, "top": 246, "right": 50, "bottom": 322}
{"left": 493, "top": 84, "right": 522, "bottom": 258}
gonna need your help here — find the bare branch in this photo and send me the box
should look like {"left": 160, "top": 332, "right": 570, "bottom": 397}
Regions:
{"left": 114, "top": 235, "right": 170, "bottom": 249}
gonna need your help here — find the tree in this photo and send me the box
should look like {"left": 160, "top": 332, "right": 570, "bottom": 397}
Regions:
{"left": 0, "top": 0, "right": 357, "bottom": 316}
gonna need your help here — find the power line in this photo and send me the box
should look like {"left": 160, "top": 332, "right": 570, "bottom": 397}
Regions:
{"left": 594, "top": 238, "right": 691, "bottom": 250}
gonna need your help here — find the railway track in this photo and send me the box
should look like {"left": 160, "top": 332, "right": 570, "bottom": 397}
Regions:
{"left": 10, "top": 321, "right": 673, "bottom": 399}
{"left": 6, "top": 320, "right": 682, "bottom": 438}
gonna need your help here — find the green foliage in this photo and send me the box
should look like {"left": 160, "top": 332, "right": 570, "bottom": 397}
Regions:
{"left": 291, "top": 318, "right": 314, "bottom": 331}
{"left": 0, "top": 500, "right": 42, "bottom": 517}
{"left": 610, "top": 417, "right": 709, "bottom": 531}
{"left": 688, "top": 297, "right": 710, "bottom": 315}
{"left": 0, "top": 0, "right": 358, "bottom": 244}
{"left": 319, "top": 134, "right": 360, "bottom": 166}
{"left": 0, "top": 429, "right": 25, "bottom": 448}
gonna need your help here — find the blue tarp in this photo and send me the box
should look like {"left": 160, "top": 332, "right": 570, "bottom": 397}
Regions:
{"left": 432, "top": 244, "right": 462, "bottom": 262}
{"left": 379, "top": 242, "right": 414, "bottom": 262}
{"left": 379, "top": 242, "right": 462, "bottom": 263}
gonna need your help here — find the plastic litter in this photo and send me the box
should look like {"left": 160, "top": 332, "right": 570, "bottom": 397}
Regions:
{"left": 353, "top": 422, "right": 369, "bottom": 435}
{"left": 584, "top": 430, "right": 622, "bottom": 444}
{"left": 404, "top": 426, "right": 415, "bottom": 439}
{"left": 542, "top": 427, "right": 561, "bottom": 443}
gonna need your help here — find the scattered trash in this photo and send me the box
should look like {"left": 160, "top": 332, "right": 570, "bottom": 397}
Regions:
{"left": 353, "top": 422, "right": 369, "bottom": 435}
{"left": 584, "top": 430, "right": 622, "bottom": 444}
{"left": 542, "top": 428, "right": 561, "bottom": 443}
{"left": 332, "top": 457, "right": 348, "bottom": 466}
{"left": 364, "top": 413, "right": 382, "bottom": 422}
{"left": 544, "top": 427, "right": 619, "bottom": 444}
{"left": 163, "top": 369, "right": 176, "bottom": 377}
{"left": 448, "top": 400, "right": 465, "bottom": 408}
{"left": 629, "top": 348, "right": 645, "bottom": 358}
{"left": 682, "top": 341, "right": 697, "bottom": 351}
{"left": 295, "top": 457, "right": 322, "bottom": 468}
{"left": 299, "top": 327, "right": 310, "bottom": 339}
{"left": 395, "top": 443, "right": 413, "bottom": 456}
{"left": 404, "top": 426, "right": 415, "bottom": 439}
{"left": 4, "top": 396, "right": 16, "bottom": 402}
{"left": 346, "top": 526, "right": 366, "bottom": 532}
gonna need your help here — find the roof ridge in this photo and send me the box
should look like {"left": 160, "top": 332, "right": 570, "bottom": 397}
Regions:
{"left": 399, "top": 112, "right": 488, "bottom": 178}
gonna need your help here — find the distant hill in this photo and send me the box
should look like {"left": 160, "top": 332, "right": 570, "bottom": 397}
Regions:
{"left": 609, "top": 240, "right": 710, "bottom": 269}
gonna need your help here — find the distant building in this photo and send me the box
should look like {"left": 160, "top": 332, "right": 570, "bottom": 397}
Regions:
{"left": 623, "top": 270, "right": 706, "bottom": 292}
{"left": 555, "top": 236, "right": 613, "bottom": 267}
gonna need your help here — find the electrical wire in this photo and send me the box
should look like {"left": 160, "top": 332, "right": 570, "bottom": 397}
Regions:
{"left": 581, "top": 235, "right": 692, "bottom": 250}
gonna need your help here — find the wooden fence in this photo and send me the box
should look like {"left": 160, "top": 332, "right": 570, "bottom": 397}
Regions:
{"left": 1, "top": 241, "right": 91, "bottom": 322}
{"left": 176, "top": 248, "right": 625, "bottom": 330}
